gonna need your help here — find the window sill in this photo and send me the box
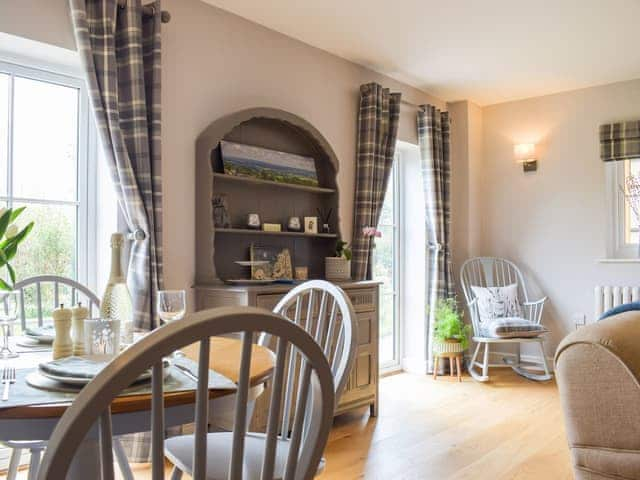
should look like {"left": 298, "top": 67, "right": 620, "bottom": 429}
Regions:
{"left": 597, "top": 258, "right": 640, "bottom": 264}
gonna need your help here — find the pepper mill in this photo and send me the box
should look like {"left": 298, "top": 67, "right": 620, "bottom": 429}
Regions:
{"left": 71, "top": 302, "right": 88, "bottom": 356}
{"left": 52, "top": 304, "right": 73, "bottom": 360}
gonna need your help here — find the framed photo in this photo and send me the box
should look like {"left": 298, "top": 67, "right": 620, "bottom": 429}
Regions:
{"left": 220, "top": 140, "right": 319, "bottom": 187}
{"left": 304, "top": 216, "right": 318, "bottom": 234}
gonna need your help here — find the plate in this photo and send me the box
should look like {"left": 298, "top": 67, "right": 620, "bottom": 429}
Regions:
{"left": 224, "top": 279, "right": 276, "bottom": 285}
{"left": 234, "top": 260, "right": 269, "bottom": 267}
{"left": 38, "top": 356, "right": 171, "bottom": 386}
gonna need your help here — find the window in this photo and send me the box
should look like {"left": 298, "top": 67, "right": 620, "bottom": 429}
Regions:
{"left": 607, "top": 159, "right": 640, "bottom": 258}
{"left": 0, "top": 58, "right": 117, "bottom": 316}
{"left": 373, "top": 157, "right": 400, "bottom": 370}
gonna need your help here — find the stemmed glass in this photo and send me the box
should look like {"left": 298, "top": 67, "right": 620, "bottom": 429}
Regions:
{"left": 157, "top": 290, "right": 186, "bottom": 325}
{"left": 0, "top": 292, "right": 19, "bottom": 359}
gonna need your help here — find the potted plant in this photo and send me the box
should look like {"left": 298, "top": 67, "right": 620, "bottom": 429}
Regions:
{"left": 325, "top": 240, "right": 352, "bottom": 281}
{"left": 432, "top": 298, "right": 471, "bottom": 353}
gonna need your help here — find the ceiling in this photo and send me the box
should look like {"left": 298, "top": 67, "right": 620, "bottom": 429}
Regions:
{"left": 201, "top": 0, "right": 640, "bottom": 106}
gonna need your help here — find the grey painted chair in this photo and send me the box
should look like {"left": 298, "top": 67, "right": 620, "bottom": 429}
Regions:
{"left": 36, "top": 307, "right": 334, "bottom": 480}
{"left": 166, "top": 280, "right": 357, "bottom": 480}
{"left": 2, "top": 275, "right": 133, "bottom": 480}
{"left": 460, "top": 257, "right": 552, "bottom": 382}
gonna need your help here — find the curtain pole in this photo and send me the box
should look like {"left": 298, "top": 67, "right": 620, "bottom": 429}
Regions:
{"left": 116, "top": 0, "right": 171, "bottom": 23}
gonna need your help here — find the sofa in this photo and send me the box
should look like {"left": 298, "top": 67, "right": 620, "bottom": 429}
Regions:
{"left": 555, "top": 310, "right": 640, "bottom": 479}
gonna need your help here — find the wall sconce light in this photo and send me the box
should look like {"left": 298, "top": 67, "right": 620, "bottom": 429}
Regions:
{"left": 514, "top": 143, "right": 537, "bottom": 172}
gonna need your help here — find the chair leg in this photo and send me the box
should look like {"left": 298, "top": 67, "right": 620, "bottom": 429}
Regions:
{"left": 509, "top": 340, "right": 553, "bottom": 381}
{"left": 27, "top": 449, "right": 41, "bottom": 480}
{"left": 467, "top": 342, "right": 489, "bottom": 382}
{"left": 482, "top": 343, "right": 490, "bottom": 379}
{"left": 6, "top": 448, "right": 21, "bottom": 480}
{"left": 538, "top": 341, "right": 551, "bottom": 378}
{"left": 433, "top": 355, "right": 439, "bottom": 380}
{"left": 170, "top": 465, "right": 184, "bottom": 480}
{"left": 113, "top": 438, "right": 135, "bottom": 480}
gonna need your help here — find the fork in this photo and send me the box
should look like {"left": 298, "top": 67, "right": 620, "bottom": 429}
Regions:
{"left": 2, "top": 365, "right": 15, "bottom": 401}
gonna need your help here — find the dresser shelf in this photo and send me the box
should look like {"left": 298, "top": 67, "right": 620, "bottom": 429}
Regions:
{"left": 213, "top": 172, "right": 336, "bottom": 194}
{"left": 216, "top": 227, "right": 337, "bottom": 239}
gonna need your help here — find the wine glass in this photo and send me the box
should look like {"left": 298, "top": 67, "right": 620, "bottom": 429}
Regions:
{"left": 0, "top": 291, "right": 19, "bottom": 359}
{"left": 157, "top": 290, "right": 186, "bottom": 325}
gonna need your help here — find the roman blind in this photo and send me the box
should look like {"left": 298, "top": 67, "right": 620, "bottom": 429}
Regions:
{"left": 600, "top": 121, "right": 640, "bottom": 162}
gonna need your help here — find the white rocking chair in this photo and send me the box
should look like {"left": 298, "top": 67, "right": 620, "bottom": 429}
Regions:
{"left": 460, "top": 257, "right": 552, "bottom": 382}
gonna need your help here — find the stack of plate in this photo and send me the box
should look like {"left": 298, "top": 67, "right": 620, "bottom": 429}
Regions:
{"left": 37, "top": 355, "right": 170, "bottom": 386}
{"left": 24, "top": 325, "right": 55, "bottom": 345}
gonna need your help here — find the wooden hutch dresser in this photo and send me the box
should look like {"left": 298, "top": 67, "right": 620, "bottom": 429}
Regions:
{"left": 194, "top": 108, "right": 380, "bottom": 422}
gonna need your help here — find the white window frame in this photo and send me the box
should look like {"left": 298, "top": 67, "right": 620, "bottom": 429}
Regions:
{"left": 606, "top": 159, "right": 640, "bottom": 259}
{"left": 0, "top": 58, "right": 99, "bottom": 290}
{"left": 377, "top": 154, "right": 402, "bottom": 374}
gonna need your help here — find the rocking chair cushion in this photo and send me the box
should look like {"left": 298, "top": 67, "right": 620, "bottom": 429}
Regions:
{"left": 481, "top": 317, "right": 548, "bottom": 338}
{"left": 471, "top": 284, "right": 522, "bottom": 322}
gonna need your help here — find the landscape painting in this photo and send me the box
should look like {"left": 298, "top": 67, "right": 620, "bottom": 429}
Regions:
{"left": 220, "top": 140, "right": 319, "bottom": 187}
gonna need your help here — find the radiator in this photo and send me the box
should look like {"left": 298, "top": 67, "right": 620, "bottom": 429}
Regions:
{"left": 594, "top": 286, "right": 640, "bottom": 318}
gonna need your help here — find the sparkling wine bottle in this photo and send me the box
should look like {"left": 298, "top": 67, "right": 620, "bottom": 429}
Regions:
{"left": 100, "top": 233, "right": 134, "bottom": 344}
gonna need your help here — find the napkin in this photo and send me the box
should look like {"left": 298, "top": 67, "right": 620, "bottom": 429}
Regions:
{"left": 39, "top": 356, "right": 170, "bottom": 379}
{"left": 25, "top": 324, "right": 55, "bottom": 338}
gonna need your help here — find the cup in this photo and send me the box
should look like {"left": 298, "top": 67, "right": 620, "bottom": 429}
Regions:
{"left": 84, "top": 318, "right": 121, "bottom": 357}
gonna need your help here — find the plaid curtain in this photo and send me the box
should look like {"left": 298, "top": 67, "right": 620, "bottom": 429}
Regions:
{"left": 418, "top": 105, "right": 454, "bottom": 372}
{"left": 70, "top": 0, "right": 164, "bottom": 462}
{"left": 351, "top": 83, "right": 401, "bottom": 280}
{"left": 600, "top": 121, "right": 640, "bottom": 162}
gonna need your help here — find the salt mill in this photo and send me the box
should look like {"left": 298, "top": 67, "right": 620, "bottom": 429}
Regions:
{"left": 52, "top": 304, "right": 73, "bottom": 360}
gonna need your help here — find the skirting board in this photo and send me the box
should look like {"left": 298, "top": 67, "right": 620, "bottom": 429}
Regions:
{"left": 401, "top": 356, "right": 428, "bottom": 375}
{"left": 401, "top": 350, "right": 555, "bottom": 375}
{"left": 466, "top": 350, "right": 555, "bottom": 373}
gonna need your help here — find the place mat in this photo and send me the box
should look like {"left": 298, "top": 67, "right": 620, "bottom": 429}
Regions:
{"left": 0, "top": 356, "right": 237, "bottom": 410}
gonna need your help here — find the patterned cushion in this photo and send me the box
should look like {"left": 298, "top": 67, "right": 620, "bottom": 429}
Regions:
{"left": 481, "top": 317, "right": 548, "bottom": 338}
{"left": 471, "top": 284, "right": 521, "bottom": 323}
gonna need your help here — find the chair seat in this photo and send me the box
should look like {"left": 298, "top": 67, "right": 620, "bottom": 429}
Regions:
{"left": 480, "top": 317, "right": 548, "bottom": 339}
{"left": 165, "top": 432, "right": 326, "bottom": 480}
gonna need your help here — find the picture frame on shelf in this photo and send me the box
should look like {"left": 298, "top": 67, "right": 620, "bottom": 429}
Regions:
{"left": 304, "top": 216, "right": 318, "bottom": 234}
{"left": 220, "top": 140, "right": 319, "bottom": 187}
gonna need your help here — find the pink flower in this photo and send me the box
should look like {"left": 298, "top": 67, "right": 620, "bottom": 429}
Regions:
{"left": 362, "top": 227, "right": 382, "bottom": 238}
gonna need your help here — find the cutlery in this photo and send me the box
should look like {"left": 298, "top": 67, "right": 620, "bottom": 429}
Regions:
{"left": 174, "top": 363, "right": 198, "bottom": 382}
{"left": 2, "top": 365, "right": 16, "bottom": 401}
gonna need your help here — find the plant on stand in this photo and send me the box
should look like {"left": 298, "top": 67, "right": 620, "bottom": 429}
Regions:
{"left": 0, "top": 207, "right": 35, "bottom": 358}
{"left": 432, "top": 298, "right": 471, "bottom": 381}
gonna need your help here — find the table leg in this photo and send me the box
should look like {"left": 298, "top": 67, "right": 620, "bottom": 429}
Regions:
{"left": 433, "top": 356, "right": 439, "bottom": 380}
{"left": 66, "top": 437, "right": 101, "bottom": 479}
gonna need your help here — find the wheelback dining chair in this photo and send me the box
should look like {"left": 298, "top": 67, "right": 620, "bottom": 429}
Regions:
{"left": 36, "top": 307, "right": 336, "bottom": 480}
{"left": 165, "top": 279, "right": 358, "bottom": 479}
{"left": 2, "top": 275, "right": 134, "bottom": 480}
{"left": 460, "top": 257, "right": 552, "bottom": 382}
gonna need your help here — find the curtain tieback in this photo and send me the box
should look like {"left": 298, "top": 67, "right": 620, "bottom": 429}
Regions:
{"left": 428, "top": 242, "right": 442, "bottom": 252}
{"left": 128, "top": 229, "right": 147, "bottom": 241}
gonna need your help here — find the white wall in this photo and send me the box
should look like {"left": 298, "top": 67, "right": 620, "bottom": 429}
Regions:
{"left": 0, "top": 0, "right": 445, "bottom": 304}
{"left": 481, "top": 78, "right": 640, "bottom": 354}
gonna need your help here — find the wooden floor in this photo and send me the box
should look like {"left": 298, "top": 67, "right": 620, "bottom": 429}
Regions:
{"left": 3, "top": 369, "right": 573, "bottom": 480}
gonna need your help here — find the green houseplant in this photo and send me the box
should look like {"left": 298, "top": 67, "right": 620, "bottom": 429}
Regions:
{"left": 325, "top": 239, "right": 352, "bottom": 281}
{"left": 0, "top": 207, "right": 35, "bottom": 291}
{"left": 433, "top": 298, "right": 471, "bottom": 349}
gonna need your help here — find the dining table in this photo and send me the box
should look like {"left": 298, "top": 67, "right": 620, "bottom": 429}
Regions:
{"left": 0, "top": 335, "right": 275, "bottom": 479}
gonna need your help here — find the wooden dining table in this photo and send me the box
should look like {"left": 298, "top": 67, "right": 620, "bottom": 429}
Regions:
{"left": 0, "top": 336, "right": 275, "bottom": 479}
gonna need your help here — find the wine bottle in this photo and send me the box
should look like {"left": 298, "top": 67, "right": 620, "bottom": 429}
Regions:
{"left": 100, "top": 233, "right": 134, "bottom": 344}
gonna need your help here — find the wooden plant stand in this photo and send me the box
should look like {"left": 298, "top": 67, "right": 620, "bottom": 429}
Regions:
{"left": 433, "top": 340, "right": 465, "bottom": 382}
